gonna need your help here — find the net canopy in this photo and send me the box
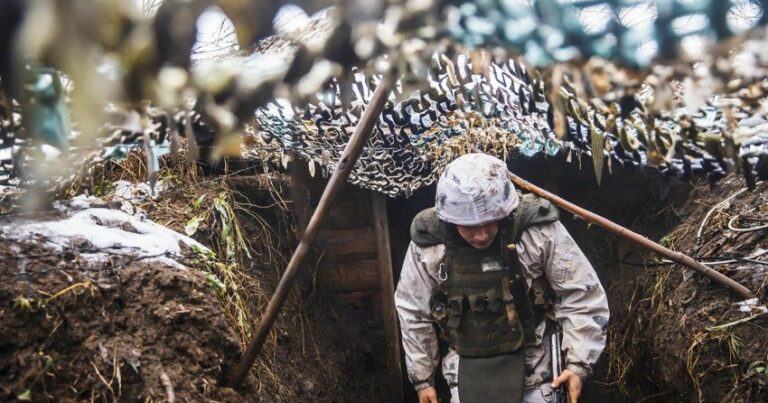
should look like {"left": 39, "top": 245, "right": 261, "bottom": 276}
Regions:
{"left": 1, "top": 0, "right": 768, "bottom": 197}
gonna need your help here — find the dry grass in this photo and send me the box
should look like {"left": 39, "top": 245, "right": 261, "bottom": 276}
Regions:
{"left": 602, "top": 284, "right": 640, "bottom": 395}
{"left": 604, "top": 239, "right": 764, "bottom": 402}
{"left": 70, "top": 147, "right": 312, "bottom": 399}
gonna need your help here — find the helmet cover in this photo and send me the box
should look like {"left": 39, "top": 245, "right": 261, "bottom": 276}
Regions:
{"left": 435, "top": 153, "right": 519, "bottom": 226}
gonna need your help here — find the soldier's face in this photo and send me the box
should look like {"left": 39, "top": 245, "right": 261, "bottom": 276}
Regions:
{"left": 456, "top": 222, "right": 499, "bottom": 249}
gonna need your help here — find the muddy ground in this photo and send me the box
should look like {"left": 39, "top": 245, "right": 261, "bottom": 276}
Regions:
{"left": 0, "top": 172, "right": 384, "bottom": 402}
{"left": 0, "top": 241, "right": 247, "bottom": 402}
{"left": 2, "top": 155, "right": 766, "bottom": 402}
{"left": 600, "top": 177, "right": 768, "bottom": 403}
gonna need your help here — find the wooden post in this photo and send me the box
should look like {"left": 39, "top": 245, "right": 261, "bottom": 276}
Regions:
{"left": 227, "top": 72, "right": 395, "bottom": 389}
{"left": 289, "top": 154, "right": 310, "bottom": 235}
{"left": 372, "top": 192, "right": 404, "bottom": 402}
{"left": 508, "top": 172, "right": 755, "bottom": 299}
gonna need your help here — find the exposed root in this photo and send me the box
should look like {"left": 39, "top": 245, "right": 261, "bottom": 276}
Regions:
{"left": 602, "top": 177, "right": 768, "bottom": 402}
{"left": 685, "top": 332, "right": 706, "bottom": 403}
{"left": 160, "top": 371, "right": 175, "bottom": 403}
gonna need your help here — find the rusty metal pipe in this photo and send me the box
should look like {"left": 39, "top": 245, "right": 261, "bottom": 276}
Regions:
{"left": 508, "top": 173, "right": 755, "bottom": 300}
{"left": 228, "top": 73, "right": 395, "bottom": 388}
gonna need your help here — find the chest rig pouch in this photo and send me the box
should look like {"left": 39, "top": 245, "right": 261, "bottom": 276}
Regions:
{"left": 435, "top": 231, "right": 525, "bottom": 357}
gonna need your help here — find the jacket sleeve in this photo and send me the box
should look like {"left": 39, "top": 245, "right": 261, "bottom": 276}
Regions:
{"left": 395, "top": 241, "right": 442, "bottom": 391}
{"left": 517, "top": 221, "right": 609, "bottom": 379}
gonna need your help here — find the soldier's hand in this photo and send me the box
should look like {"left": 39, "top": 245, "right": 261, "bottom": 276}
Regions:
{"left": 417, "top": 386, "right": 438, "bottom": 403}
{"left": 551, "top": 368, "right": 582, "bottom": 403}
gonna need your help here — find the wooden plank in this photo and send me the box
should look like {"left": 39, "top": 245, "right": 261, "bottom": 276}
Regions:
{"left": 320, "top": 227, "right": 376, "bottom": 244}
{"left": 307, "top": 183, "right": 374, "bottom": 229}
{"left": 320, "top": 258, "right": 378, "bottom": 271}
{"left": 331, "top": 290, "right": 382, "bottom": 314}
{"left": 372, "top": 192, "right": 404, "bottom": 402}
{"left": 326, "top": 197, "right": 374, "bottom": 228}
{"left": 317, "top": 227, "right": 377, "bottom": 256}
{"left": 320, "top": 265, "right": 380, "bottom": 292}
{"left": 320, "top": 253, "right": 379, "bottom": 267}
{"left": 289, "top": 155, "right": 311, "bottom": 235}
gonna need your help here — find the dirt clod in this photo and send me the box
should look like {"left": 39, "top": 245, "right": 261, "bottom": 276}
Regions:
{"left": 0, "top": 240, "right": 249, "bottom": 402}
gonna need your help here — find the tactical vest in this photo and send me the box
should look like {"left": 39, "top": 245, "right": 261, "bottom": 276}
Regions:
{"left": 410, "top": 193, "right": 559, "bottom": 358}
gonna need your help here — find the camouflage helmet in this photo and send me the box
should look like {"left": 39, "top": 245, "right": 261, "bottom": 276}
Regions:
{"left": 435, "top": 153, "right": 519, "bottom": 226}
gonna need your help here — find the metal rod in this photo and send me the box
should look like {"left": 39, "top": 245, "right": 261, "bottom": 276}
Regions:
{"left": 508, "top": 173, "right": 755, "bottom": 300}
{"left": 227, "top": 72, "right": 394, "bottom": 388}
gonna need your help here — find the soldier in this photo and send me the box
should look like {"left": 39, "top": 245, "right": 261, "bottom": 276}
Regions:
{"left": 395, "top": 153, "right": 609, "bottom": 403}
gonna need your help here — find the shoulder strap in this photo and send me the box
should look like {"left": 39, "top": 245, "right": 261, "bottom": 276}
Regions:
{"left": 508, "top": 193, "right": 559, "bottom": 242}
{"left": 410, "top": 208, "right": 444, "bottom": 247}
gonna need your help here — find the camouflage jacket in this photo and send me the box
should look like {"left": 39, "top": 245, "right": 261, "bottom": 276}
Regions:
{"left": 395, "top": 221, "right": 609, "bottom": 391}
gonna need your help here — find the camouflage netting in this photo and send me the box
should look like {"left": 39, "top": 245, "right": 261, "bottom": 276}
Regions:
{"left": 1, "top": 0, "right": 768, "bottom": 200}
{"left": 446, "top": 0, "right": 768, "bottom": 67}
{"left": 247, "top": 3, "right": 768, "bottom": 196}
{"left": 251, "top": 55, "right": 556, "bottom": 196}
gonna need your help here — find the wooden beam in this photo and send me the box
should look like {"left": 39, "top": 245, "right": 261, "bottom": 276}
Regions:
{"left": 227, "top": 72, "right": 395, "bottom": 388}
{"left": 509, "top": 172, "right": 755, "bottom": 299}
{"left": 288, "top": 154, "right": 310, "bottom": 235}
{"left": 320, "top": 260, "right": 380, "bottom": 292}
{"left": 372, "top": 192, "right": 404, "bottom": 402}
{"left": 318, "top": 227, "right": 378, "bottom": 256}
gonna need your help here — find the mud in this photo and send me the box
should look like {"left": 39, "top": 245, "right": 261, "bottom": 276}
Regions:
{"left": 0, "top": 240, "right": 247, "bottom": 402}
{"left": 590, "top": 176, "right": 768, "bottom": 402}
{"left": 0, "top": 174, "right": 372, "bottom": 402}
{"left": 626, "top": 178, "right": 768, "bottom": 402}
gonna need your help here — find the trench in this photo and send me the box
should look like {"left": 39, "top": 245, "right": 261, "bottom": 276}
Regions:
{"left": 3, "top": 154, "right": 761, "bottom": 402}
{"left": 263, "top": 151, "right": 692, "bottom": 401}
{"left": 384, "top": 154, "right": 693, "bottom": 402}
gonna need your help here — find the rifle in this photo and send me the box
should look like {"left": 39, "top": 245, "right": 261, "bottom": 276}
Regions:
{"left": 550, "top": 328, "right": 568, "bottom": 403}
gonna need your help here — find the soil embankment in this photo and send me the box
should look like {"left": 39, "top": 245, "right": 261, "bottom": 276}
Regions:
{"left": 574, "top": 175, "right": 768, "bottom": 402}
{"left": 0, "top": 171, "right": 378, "bottom": 401}
{"left": 611, "top": 178, "right": 768, "bottom": 402}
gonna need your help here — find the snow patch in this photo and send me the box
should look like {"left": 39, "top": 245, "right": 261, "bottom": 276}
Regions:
{"left": 3, "top": 201, "right": 209, "bottom": 269}
{"left": 111, "top": 180, "right": 165, "bottom": 202}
